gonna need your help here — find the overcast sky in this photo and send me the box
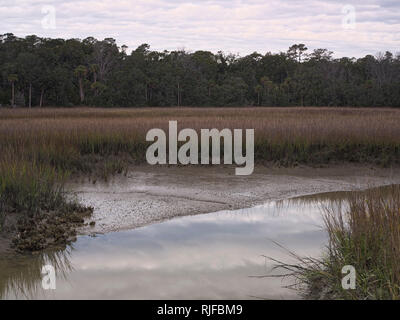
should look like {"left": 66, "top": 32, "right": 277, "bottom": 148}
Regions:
{"left": 1, "top": 0, "right": 399, "bottom": 57}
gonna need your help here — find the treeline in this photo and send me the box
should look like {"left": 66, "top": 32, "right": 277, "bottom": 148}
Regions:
{"left": 1, "top": 33, "right": 399, "bottom": 108}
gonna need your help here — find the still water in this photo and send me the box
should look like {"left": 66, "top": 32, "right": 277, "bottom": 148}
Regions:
{"left": 0, "top": 195, "right": 332, "bottom": 300}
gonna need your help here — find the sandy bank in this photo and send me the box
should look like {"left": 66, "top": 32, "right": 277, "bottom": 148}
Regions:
{"left": 67, "top": 165, "right": 400, "bottom": 235}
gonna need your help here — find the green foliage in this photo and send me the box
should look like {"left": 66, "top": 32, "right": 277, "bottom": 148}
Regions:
{"left": 0, "top": 34, "right": 399, "bottom": 107}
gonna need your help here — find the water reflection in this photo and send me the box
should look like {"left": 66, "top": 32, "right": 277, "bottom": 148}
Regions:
{"left": 19, "top": 184, "right": 397, "bottom": 299}
{"left": 0, "top": 198, "right": 330, "bottom": 300}
{"left": 0, "top": 249, "right": 72, "bottom": 299}
{"left": 281, "top": 184, "right": 400, "bottom": 207}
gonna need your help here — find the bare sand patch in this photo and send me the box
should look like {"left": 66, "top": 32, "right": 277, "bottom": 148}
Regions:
{"left": 67, "top": 165, "right": 400, "bottom": 234}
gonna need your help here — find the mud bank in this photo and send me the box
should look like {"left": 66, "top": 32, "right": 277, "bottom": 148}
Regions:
{"left": 0, "top": 206, "right": 93, "bottom": 254}
{"left": 67, "top": 165, "right": 400, "bottom": 235}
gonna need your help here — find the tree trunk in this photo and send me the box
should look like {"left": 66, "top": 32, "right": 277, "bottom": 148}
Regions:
{"left": 40, "top": 88, "right": 44, "bottom": 107}
{"left": 29, "top": 83, "right": 32, "bottom": 108}
{"left": 11, "top": 82, "right": 15, "bottom": 107}
{"left": 79, "top": 78, "right": 84, "bottom": 103}
{"left": 177, "top": 82, "right": 180, "bottom": 107}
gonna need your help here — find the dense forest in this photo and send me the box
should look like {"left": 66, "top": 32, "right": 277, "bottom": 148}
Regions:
{"left": 0, "top": 33, "right": 399, "bottom": 108}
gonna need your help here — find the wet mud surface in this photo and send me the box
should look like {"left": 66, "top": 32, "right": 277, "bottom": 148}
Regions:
{"left": 67, "top": 165, "right": 400, "bottom": 235}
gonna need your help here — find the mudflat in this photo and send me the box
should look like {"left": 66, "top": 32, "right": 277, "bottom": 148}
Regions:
{"left": 68, "top": 164, "right": 400, "bottom": 235}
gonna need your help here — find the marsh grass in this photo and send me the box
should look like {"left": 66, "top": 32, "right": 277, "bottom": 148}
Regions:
{"left": 269, "top": 185, "right": 400, "bottom": 300}
{"left": 0, "top": 160, "right": 66, "bottom": 213}
{"left": 1, "top": 107, "right": 400, "bottom": 168}
{"left": 0, "top": 107, "right": 400, "bottom": 228}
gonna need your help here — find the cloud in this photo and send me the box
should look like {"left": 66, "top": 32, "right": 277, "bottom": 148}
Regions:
{"left": 1, "top": 0, "right": 399, "bottom": 57}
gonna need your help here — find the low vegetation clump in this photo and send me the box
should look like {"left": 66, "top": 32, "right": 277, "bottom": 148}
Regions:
{"left": 278, "top": 185, "right": 400, "bottom": 300}
{"left": 0, "top": 159, "right": 93, "bottom": 253}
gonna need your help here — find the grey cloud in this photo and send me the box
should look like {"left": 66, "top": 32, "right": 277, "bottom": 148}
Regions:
{"left": 0, "top": 0, "right": 399, "bottom": 57}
